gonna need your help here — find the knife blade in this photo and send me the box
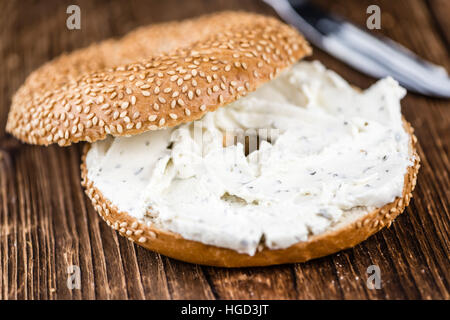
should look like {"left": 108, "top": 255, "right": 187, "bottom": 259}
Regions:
{"left": 263, "top": 0, "right": 450, "bottom": 98}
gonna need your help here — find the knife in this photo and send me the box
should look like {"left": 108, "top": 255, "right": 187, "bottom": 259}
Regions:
{"left": 263, "top": 0, "right": 450, "bottom": 98}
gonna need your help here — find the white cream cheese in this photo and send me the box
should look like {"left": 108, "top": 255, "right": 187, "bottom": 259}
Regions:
{"left": 86, "top": 61, "right": 412, "bottom": 255}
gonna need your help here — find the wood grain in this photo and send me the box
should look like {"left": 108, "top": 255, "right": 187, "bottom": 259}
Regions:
{"left": 0, "top": 0, "right": 448, "bottom": 300}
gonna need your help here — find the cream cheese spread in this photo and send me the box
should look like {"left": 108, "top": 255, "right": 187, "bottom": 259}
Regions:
{"left": 86, "top": 61, "right": 412, "bottom": 255}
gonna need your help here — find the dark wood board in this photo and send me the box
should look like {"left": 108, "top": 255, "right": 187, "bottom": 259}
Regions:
{"left": 0, "top": 0, "right": 448, "bottom": 300}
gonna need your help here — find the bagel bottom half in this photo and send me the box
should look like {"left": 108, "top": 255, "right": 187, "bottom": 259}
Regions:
{"left": 80, "top": 119, "right": 419, "bottom": 267}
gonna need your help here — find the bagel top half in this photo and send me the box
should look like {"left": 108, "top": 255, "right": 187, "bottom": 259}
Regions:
{"left": 6, "top": 11, "right": 311, "bottom": 146}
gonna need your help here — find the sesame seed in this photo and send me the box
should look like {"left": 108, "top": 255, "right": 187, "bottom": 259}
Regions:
{"left": 169, "top": 113, "right": 178, "bottom": 120}
{"left": 138, "top": 237, "right": 146, "bottom": 243}
{"left": 177, "top": 98, "right": 185, "bottom": 106}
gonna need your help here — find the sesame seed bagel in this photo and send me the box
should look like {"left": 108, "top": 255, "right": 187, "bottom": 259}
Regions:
{"left": 80, "top": 119, "right": 420, "bottom": 267}
{"left": 6, "top": 11, "right": 311, "bottom": 146}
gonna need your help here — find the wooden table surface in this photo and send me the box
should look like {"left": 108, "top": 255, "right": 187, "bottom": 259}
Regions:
{"left": 0, "top": 0, "right": 448, "bottom": 300}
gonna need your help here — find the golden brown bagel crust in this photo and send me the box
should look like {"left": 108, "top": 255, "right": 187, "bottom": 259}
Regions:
{"left": 6, "top": 12, "right": 311, "bottom": 146}
{"left": 80, "top": 120, "right": 420, "bottom": 267}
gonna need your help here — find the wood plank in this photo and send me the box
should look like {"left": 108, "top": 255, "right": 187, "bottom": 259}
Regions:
{"left": 0, "top": 0, "right": 448, "bottom": 300}
{"left": 204, "top": 266, "right": 298, "bottom": 299}
{"left": 427, "top": 0, "right": 450, "bottom": 49}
